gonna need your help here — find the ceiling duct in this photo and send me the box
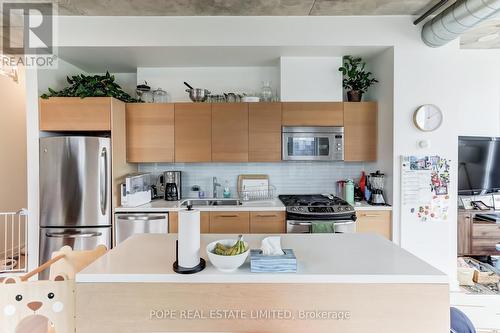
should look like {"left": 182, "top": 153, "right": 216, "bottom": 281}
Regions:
{"left": 422, "top": 0, "right": 500, "bottom": 47}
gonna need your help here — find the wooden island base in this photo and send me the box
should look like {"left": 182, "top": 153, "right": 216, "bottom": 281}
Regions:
{"left": 76, "top": 282, "right": 449, "bottom": 333}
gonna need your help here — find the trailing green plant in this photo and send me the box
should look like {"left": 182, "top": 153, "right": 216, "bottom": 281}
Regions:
{"left": 40, "top": 71, "right": 140, "bottom": 103}
{"left": 338, "top": 56, "right": 378, "bottom": 93}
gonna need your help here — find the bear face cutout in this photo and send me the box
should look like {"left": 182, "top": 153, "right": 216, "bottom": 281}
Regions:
{"left": 1, "top": 275, "right": 74, "bottom": 333}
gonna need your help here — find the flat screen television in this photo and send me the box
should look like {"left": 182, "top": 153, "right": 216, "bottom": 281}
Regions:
{"left": 458, "top": 136, "right": 500, "bottom": 195}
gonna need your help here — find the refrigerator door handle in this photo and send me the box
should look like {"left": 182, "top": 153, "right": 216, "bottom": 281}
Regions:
{"left": 100, "top": 147, "right": 108, "bottom": 216}
{"left": 45, "top": 231, "right": 103, "bottom": 238}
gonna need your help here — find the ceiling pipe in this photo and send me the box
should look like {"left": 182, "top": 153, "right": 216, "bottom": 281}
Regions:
{"left": 422, "top": 0, "right": 500, "bottom": 47}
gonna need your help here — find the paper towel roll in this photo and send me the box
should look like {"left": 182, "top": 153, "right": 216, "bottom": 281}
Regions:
{"left": 178, "top": 208, "right": 201, "bottom": 268}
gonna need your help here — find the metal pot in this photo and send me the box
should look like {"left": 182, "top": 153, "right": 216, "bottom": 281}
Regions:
{"left": 186, "top": 88, "right": 211, "bottom": 102}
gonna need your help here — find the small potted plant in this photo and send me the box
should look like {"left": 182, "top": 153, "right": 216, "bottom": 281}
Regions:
{"left": 338, "top": 56, "right": 378, "bottom": 102}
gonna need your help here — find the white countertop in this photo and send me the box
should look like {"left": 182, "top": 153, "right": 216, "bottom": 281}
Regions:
{"left": 353, "top": 201, "right": 393, "bottom": 211}
{"left": 114, "top": 199, "right": 390, "bottom": 213}
{"left": 77, "top": 233, "right": 447, "bottom": 284}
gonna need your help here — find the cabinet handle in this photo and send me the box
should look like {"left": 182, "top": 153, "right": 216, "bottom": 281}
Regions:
{"left": 256, "top": 214, "right": 278, "bottom": 218}
{"left": 361, "top": 214, "right": 381, "bottom": 217}
{"left": 218, "top": 215, "right": 239, "bottom": 218}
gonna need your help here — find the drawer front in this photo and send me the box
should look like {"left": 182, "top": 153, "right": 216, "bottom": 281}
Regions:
{"left": 209, "top": 211, "right": 250, "bottom": 234}
{"left": 472, "top": 223, "right": 500, "bottom": 238}
{"left": 471, "top": 238, "right": 500, "bottom": 255}
{"left": 250, "top": 211, "right": 285, "bottom": 234}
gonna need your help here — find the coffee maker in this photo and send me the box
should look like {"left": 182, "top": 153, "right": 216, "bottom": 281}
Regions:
{"left": 368, "top": 171, "right": 386, "bottom": 206}
{"left": 164, "top": 171, "right": 182, "bottom": 201}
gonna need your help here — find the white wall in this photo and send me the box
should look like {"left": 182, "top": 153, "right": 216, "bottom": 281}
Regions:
{"left": 24, "top": 15, "right": 500, "bottom": 283}
{"left": 280, "top": 56, "right": 342, "bottom": 101}
{"left": 137, "top": 67, "right": 279, "bottom": 102}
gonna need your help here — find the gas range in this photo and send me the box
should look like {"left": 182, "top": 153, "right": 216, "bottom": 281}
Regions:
{"left": 279, "top": 194, "right": 355, "bottom": 217}
{"left": 278, "top": 194, "right": 357, "bottom": 233}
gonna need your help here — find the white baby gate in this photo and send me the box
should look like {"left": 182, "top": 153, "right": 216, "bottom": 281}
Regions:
{"left": 0, "top": 209, "right": 28, "bottom": 274}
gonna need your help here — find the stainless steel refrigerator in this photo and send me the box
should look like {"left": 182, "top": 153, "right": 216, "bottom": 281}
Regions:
{"left": 39, "top": 136, "right": 111, "bottom": 279}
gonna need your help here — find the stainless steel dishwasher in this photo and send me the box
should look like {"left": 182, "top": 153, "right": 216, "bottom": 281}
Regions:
{"left": 114, "top": 212, "right": 169, "bottom": 245}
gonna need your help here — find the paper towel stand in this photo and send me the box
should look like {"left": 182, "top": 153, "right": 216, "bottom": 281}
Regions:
{"left": 173, "top": 204, "right": 206, "bottom": 274}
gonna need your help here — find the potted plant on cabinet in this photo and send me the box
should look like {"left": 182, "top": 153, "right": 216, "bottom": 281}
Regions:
{"left": 338, "top": 56, "right": 378, "bottom": 102}
{"left": 40, "top": 71, "right": 139, "bottom": 102}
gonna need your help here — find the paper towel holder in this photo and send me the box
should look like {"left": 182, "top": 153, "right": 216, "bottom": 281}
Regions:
{"left": 173, "top": 241, "right": 206, "bottom": 274}
{"left": 173, "top": 204, "right": 206, "bottom": 274}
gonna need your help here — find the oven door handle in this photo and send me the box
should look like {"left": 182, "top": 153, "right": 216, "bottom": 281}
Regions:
{"left": 287, "top": 221, "right": 312, "bottom": 226}
{"left": 287, "top": 220, "right": 356, "bottom": 226}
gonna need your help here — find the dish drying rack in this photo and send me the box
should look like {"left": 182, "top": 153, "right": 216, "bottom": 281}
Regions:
{"left": 238, "top": 185, "right": 277, "bottom": 201}
{"left": 0, "top": 209, "right": 28, "bottom": 274}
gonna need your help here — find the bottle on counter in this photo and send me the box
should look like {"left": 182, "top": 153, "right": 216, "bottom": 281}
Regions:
{"left": 345, "top": 179, "right": 355, "bottom": 205}
{"left": 223, "top": 181, "right": 231, "bottom": 198}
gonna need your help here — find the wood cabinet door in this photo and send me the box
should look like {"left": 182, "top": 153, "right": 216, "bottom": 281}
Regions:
{"left": 250, "top": 211, "right": 285, "bottom": 233}
{"left": 212, "top": 103, "right": 249, "bottom": 162}
{"left": 126, "top": 103, "right": 174, "bottom": 162}
{"left": 209, "top": 211, "right": 250, "bottom": 234}
{"left": 344, "top": 102, "right": 377, "bottom": 162}
{"left": 39, "top": 97, "right": 111, "bottom": 131}
{"left": 174, "top": 103, "right": 212, "bottom": 162}
{"left": 282, "top": 102, "right": 343, "bottom": 126}
{"left": 457, "top": 212, "right": 472, "bottom": 255}
{"left": 356, "top": 210, "right": 392, "bottom": 240}
{"left": 249, "top": 103, "right": 282, "bottom": 162}
{"left": 169, "top": 212, "right": 210, "bottom": 233}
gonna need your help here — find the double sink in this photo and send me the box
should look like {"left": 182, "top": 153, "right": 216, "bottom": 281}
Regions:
{"left": 180, "top": 199, "right": 243, "bottom": 207}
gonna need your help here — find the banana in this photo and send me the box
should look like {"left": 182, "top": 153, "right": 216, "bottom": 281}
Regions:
{"left": 213, "top": 237, "right": 247, "bottom": 256}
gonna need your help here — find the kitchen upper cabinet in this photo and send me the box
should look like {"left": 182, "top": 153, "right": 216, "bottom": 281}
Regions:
{"left": 126, "top": 103, "right": 174, "bottom": 163}
{"left": 250, "top": 211, "right": 285, "bottom": 233}
{"left": 212, "top": 103, "right": 249, "bottom": 162}
{"left": 174, "top": 103, "right": 212, "bottom": 162}
{"left": 249, "top": 103, "right": 282, "bottom": 162}
{"left": 344, "top": 102, "right": 377, "bottom": 162}
{"left": 356, "top": 210, "right": 392, "bottom": 240}
{"left": 282, "top": 102, "right": 343, "bottom": 126}
{"left": 209, "top": 211, "right": 250, "bottom": 234}
{"left": 169, "top": 212, "right": 210, "bottom": 233}
{"left": 39, "top": 97, "right": 112, "bottom": 131}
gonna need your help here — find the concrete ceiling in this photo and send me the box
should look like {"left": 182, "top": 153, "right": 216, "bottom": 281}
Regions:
{"left": 461, "top": 18, "right": 500, "bottom": 49}
{"left": 55, "top": 0, "right": 436, "bottom": 16}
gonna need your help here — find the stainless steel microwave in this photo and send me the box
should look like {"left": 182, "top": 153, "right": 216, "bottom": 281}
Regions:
{"left": 282, "top": 126, "right": 344, "bottom": 161}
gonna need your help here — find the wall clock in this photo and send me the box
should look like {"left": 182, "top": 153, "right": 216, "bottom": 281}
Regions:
{"left": 413, "top": 104, "right": 443, "bottom": 132}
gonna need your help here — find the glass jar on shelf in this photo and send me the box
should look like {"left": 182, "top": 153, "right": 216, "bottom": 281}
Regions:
{"left": 153, "top": 88, "right": 168, "bottom": 103}
{"left": 260, "top": 81, "right": 273, "bottom": 102}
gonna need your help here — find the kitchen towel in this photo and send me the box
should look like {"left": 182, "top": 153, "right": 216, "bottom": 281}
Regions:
{"left": 311, "top": 221, "right": 335, "bottom": 233}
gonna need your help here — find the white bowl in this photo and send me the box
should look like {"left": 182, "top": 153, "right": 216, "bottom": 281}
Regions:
{"left": 206, "top": 239, "right": 249, "bottom": 272}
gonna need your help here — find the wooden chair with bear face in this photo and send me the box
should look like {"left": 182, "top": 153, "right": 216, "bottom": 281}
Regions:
{"left": 1, "top": 274, "right": 74, "bottom": 333}
{"left": 0, "top": 245, "right": 107, "bottom": 333}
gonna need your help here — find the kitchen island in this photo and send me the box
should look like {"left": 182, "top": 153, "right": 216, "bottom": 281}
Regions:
{"left": 75, "top": 233, "right": 449, "bottom": 332}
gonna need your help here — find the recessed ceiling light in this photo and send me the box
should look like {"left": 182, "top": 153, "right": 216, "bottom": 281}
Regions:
{"left": 477, "top": 33, "right": 500, "bottom": 42}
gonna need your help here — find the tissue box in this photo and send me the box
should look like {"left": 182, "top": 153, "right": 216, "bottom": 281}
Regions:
{"left": 250, "top": 249, "right": 297, "bottom": 273}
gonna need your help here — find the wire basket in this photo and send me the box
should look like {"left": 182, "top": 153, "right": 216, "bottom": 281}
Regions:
{"left": 238, "top": 185, "right": 277, "bottom": 201}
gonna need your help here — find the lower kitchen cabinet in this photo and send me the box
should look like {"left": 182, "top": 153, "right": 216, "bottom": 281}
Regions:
{"left": 250, "top": 211, "right": 285, "bottom": 233}
{"left": 209, "top": 211, "right": 250, "bottom": 234}
{"left": 169, "top": 212, "right": 210, "bottom": 234}
{"left": 356, "top": 210, "right": 392, "bottom": 240}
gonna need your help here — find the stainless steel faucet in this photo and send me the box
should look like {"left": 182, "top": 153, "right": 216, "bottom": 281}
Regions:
{"left": 213, "top": 177, "right": 221, "bottom": 198}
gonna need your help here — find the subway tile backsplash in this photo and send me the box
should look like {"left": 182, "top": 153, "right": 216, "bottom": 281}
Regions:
{"left": 139, "top": 162, "right": 375, "bottom": 198}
